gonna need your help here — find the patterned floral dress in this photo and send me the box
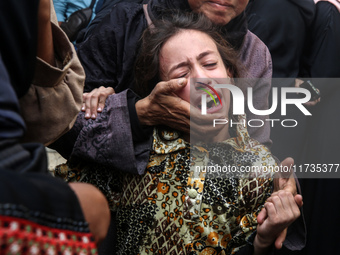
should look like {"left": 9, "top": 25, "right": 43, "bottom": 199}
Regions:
{"left": 55, "top": 115, "right": 278, "bottom": 255}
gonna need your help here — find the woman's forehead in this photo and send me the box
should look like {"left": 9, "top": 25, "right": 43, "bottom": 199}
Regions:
{"left": 162, "top": 30, "right": 218, "bottom": 55}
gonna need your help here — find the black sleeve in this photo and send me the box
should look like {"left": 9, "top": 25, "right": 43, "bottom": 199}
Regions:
{"left": 127, "top": 90, "right": 153, "bottom": 144}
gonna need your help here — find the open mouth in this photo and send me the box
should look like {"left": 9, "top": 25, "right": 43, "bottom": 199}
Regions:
{"left": 198, "top": 93, "right": 221, "bottom": 110}
{"left": 194, "top": 82, "right": 223, "bottom": 113}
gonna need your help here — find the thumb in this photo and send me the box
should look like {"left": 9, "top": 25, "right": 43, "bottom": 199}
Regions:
{"left": 274, "top": 157, "right": 295, "bottom": 192}
{"left": 162, "top": 78, "right": 187, "bottom": 93}
{"left": 176, "top": 78, "right": 187, "bottom": 87}
{"left": 295, "top": 194, "right": 303, "bottom": 208}
{"left": 275, "top": 228, "right": 287, "bottom": 249}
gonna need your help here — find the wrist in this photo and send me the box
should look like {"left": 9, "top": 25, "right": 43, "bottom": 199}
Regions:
{"left": 253, "top": 234, "right": 273, "bottom": 255}
{"left": 135, "top": 98, "right": 153, "bottom": 126}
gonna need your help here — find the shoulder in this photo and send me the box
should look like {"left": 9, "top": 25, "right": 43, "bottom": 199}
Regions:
{"left": 238, "top": 30, "right": 272, "bottom": 79}
{"left": 241, "top": 30, "right": 271, "bottom": 64}
{"left": 243, "top": 30, "right": 267, "bottom": 49}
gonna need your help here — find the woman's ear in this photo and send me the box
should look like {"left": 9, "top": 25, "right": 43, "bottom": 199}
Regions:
{"left": 226, "top": 68, "right": 233, "bottom": 79}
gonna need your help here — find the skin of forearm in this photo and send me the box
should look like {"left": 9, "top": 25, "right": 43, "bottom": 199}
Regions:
{"left": 36, "top": 0, "right": 55, "bottom": 66}
{"left": 253, "top": 234, "right": 273, "bottom": 255}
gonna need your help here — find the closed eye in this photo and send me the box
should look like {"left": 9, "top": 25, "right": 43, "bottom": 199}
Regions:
{"left": 178, "top": 73, "right": 188, "bottom": 78}
{"left": 204, "top": 63, "right": 217, "bottom": 68}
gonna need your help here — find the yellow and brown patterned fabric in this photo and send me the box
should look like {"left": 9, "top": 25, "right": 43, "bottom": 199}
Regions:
{"left": 55, "top": 115, "right": 278, "bottom": 255}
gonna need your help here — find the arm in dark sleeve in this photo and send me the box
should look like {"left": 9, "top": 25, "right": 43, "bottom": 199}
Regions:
{"left": 0, "top": 54, "right": 35, "bottom": 173}
{"left": 127, "top": 90, "right": 154, "bottom": 172}
{"left": 0, "top": 55, "right": 26, "bottom": 141}
{"left": 127, "top": 90, "right": 153, "bottom": 144}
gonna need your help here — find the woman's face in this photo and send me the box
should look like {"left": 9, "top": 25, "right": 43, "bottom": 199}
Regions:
{"left": 188, "top": 0, "right": 249, "bottom": 25}
{"left": 159, "top": 29, "right": 231, "bottom": 116}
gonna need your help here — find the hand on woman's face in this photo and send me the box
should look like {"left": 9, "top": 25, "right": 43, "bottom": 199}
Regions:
{"left": 159, "top": 29, "right": 230, "bottom": 115}
{"left": 188, "top": 0, "right": 249, "bottom": 25}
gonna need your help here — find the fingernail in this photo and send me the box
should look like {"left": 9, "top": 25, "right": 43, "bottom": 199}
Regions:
{"left": 91, "top": 114, "right": 96, "bottom": 119}
{"left": 178, "top": 78, "right": 186, "bottom": 85}
{"left": 85, "top": 113, "right": 90, "bottom": 118}
{"left": 81, "top": 106, "right": 85, "bottom": 111}
{"left": 97, "top": 107, "right": 102, "bottom": 112}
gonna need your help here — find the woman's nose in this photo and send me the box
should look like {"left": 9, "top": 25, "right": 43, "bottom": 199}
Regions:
{"left": 192, "top": 66, "right": 208, "bottom": 79}
{"left": 191, "top": 67, "right": 213, "bottom": 87}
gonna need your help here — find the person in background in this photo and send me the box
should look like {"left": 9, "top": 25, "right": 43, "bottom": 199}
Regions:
{"left": 297, "top": 1, "right": 340, "bottom": 254}
{"left": 246, "top": 0, "right": 315, "bottom": 78}
{"left": 0, "top": 0, "right": 110, "bottom": 252}
{"left": 53, "top": 0, "right": 100, "bottom": 42}
{"left": 247, "top": 0, "right": 340, "bottom": 254}
{"left": 245, "top": 0, "right": 315, "bottom": 162}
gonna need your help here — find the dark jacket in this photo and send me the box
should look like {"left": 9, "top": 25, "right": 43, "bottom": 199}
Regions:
{"left": 246, "top": 0, "right": 315, "bottom": 78}
{"left": 246, "top": 0, "right": 316, "bottom": 161}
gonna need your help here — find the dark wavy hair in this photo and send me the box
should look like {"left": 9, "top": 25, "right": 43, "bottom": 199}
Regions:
{"left": 134, "top": 12, "right": 239, "bottom": 98}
